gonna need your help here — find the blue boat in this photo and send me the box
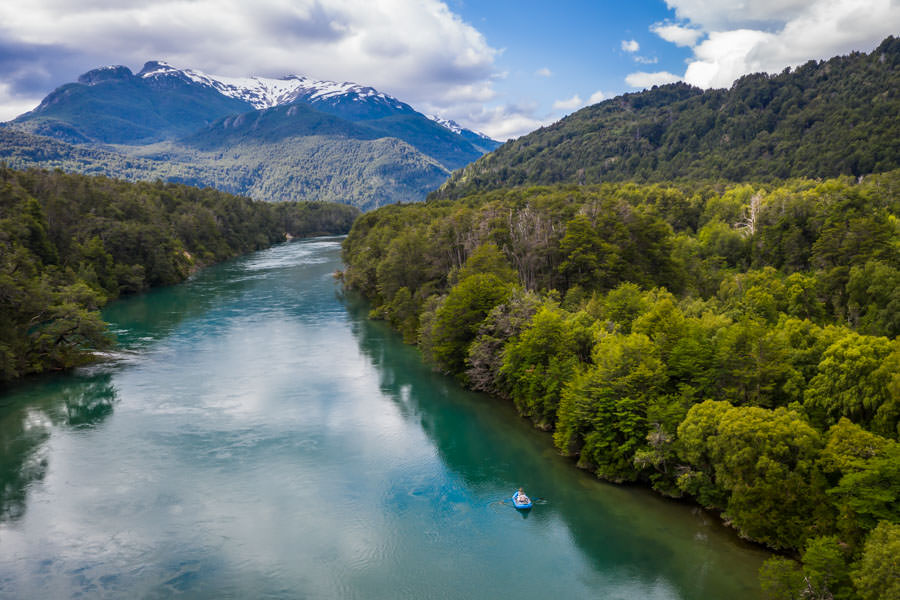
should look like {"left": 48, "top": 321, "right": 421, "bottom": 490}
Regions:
{"left": 512, "top": 490, "right": 533, "bottom": 510}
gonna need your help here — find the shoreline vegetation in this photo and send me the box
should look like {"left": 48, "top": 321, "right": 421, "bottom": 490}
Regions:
{"left": 340, "top": 173, "right": 899, "bottom": 600}
{"left": 0, "top": 165, "right": 359, "bottom": 383}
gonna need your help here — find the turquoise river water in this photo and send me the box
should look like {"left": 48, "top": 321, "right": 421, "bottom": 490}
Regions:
{"left": 0, "top": 238, "right": 769, "bottom": 599}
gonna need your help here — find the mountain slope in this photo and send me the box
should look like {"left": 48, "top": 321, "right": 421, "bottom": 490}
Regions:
{"left": 137, "top": 61, "right": 495, "bottom": 152}
{"left": 12, "top": 65, "right": 255, "bottom": 144}
{"left": 434, "top": 36, "right": 900, "bottom": 199}
{"left": 0, "top": 127, "right": 448, "bottom": 211}
{"left": 183, "top": 100, "right": 485, "bottom": 171}
{"left": 3, "top": 60, "right": 499, "bottom": 206}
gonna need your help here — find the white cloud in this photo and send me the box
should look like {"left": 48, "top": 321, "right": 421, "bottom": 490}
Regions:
{"left": 683, "top": 29, "right": 775, "bottom": 88}
{"left": 653, "top": 0, "right": 900, "bottom": 89}
{"left": 587, "top": 90, "right": 606, "bottom": 104}
{"left": 621, "top": 39, "right": 640, "bottom": 53}
{"left": 625, "top": 71, "right": 682, "bottom": 88}
{"left": 634, "top": 55, "right": 659, "bottom": 64}
{"left": 461, "top": 104, "right": 553, "bottom": 141}
{"left": 650, "top": 23, "right": 703, "bottom": 47}
{"left": 663, "top": 0, "right": 816, "bottom": 30}
{"left": 0, "top": 84, "right": 44, "bottom": 122}
{"left": 552, "top": 94, "right": 583, "bottom": 111}
{"left": 0, "top": 0, "right": 500, "bottom": 124}
{"left": 415, "top": 94, "right": 553, "bottom": 140}
{"left": 535, "top": 67, "right": 552, "bottom": 77}
{"left": 546, "top": 89, "right": 607, "bottom": 115}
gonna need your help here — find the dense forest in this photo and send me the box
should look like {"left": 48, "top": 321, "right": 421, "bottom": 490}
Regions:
{"left": 433, "top": 37, "right": 900, "bottom": 200}
{"left": 0, "top": 166, "right": 358, "bottom": 382}
{"left": 341, "top": 172, "right": 900, "bottom": 600}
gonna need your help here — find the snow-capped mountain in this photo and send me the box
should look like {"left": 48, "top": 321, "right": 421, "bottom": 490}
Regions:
{"left": 426, "top": 114, "right": 464, "bottom": 134}
{"left": 6, "top": 60, "right": 501, "bottom": 207}
{"left": 137, "top": 61, "right": 485, "bottom": 132}
{"left": 138, "top": 61, "right": 408, "bottom": 111}
{"left": 426, "top": 114, "right": 499, "bottom": 153}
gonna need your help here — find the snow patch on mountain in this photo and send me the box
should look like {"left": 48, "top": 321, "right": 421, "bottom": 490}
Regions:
{"left": 426, "top": 114, "right": 463, "bottom": 134}
{"left": 138, "top": 61, "right": 403, "bottom": 110}
{"left": 427, "top": 114, "right": 494, "bottom": 141}
{"left": 137, "top": 61, "right": 496, "bottom": 144}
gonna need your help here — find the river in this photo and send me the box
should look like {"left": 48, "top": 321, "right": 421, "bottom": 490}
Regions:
{"left": 0, "top": 238, "right": 769, "bottom": 599}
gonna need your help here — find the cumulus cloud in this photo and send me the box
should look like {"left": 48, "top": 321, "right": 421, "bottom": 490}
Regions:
{"left": 587, "top": 90, "right": 606, "bottom": 104}
{"left": 662, "top": 0, "right": 813, "bottom": 30}
{"left": 625, "top": 71, "right": 682, "bottom": 88}
{"left": 541, "top": 89, "right": 607, "bottom": 118}
{"left": 634, "top": 55, "right": 659, "bottom": 64}
{"left": 650, "top": 23, "right": 703, "bottom": 47}
{"left": 0, "top": 0, "right": 500, "bottom": 122}
{"left": 552, "top": 94, "right": 583, "bottom": 111}
{"left": 683, "top": 29, "right": 775, "bottom": 88}
{"left": 621, "top": 39, "right": 640, "bottom": 53}
{"left": 647, "top": 0, "right": 900, "bottom": 89}
{"left": 436, "top": 101, "right": 553, "bottom": 141}
{"left": 535, "top": 67, "right": 552, "bottom": 77}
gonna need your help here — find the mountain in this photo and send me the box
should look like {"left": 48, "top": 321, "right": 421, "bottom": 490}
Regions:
{"left": 12, "top": 64, "right": 255, "bottom": 144}
{"left": 426, "top": 115, "right": 501, "bottom": 154}
{"left": 0, "top": 122, "right": 449, "bottom": 211}
{"left": 3, "top": 61, "right": 500, "bottom": 208}
{"left": 11, "top": 60, "right": 494, "bottom": 168}
{"left": 433, "top": 36, "right": 900, "bottom": 200}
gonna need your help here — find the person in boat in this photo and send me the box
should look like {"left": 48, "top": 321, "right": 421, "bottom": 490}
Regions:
{"left": 516, "top": 487, "right": 530, "bottom": 504}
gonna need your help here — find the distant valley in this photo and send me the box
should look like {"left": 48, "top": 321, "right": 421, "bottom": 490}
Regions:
{"left": 0, "top": 61, "right": 500, "bottom": 210}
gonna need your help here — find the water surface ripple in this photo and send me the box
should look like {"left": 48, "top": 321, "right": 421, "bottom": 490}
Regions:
{"left": 0, "top": 238, "right": 768, "bottom": 599}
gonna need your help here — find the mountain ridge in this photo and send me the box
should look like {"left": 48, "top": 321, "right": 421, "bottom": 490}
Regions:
{"left": 3, "top": 60, "right": 500, "bottom": 207}
{"left": 433, "top": 36, "right": 900, "bottom": 200}
{"left": 14, "top": 60, "right": 497, "bottom": 153}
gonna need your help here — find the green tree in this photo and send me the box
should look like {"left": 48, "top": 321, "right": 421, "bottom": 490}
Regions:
{"left": 846, "top": 260, "right": 900, "bottom": 337}
{"left": 760, "top": 557, "right": 804, "bottom": 600}
{"left": 805, "top": 333, "right": 899, "bottom": 437}
{"left": 800, "top": 536, "right": 854, "bottom": 600}
{"left": 454, "top": 242, "right": 517, "bottom": 285}
{"left": 676, "top": 400, "right": 732, "bottom": 509}
{"left": 500, "top": 303, "right": 582, "bottom": 426}
{"left": 558, "top": 214, "right": 617, "bottom": 290}
{"left": 852, "top": 521, "right": 900, "bottom": 600}
{"left": 428, "top": 273, "right": 513, "bottom": 375}
{"left": 714, "top": 406, "right": 829, "bottom": 549}
{"left": 555, "top": 332, "right": 666, "bottom": 481}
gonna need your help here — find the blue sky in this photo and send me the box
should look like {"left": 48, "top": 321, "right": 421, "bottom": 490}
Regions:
{"left": 447, "top": 0, "right": 695, "bottom": 137}
{"left": 0, "top": 0, "right": 897, "bottom": 139}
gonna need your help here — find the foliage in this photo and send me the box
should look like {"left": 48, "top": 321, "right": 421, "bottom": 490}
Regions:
{"left": 852, "top": 521, "right": 900, "bottom": 600}
{"left": 500, "top": 303, "right": 585, "bottom": 427}
{"left": 804, "top": 333, "right": 900, "bottom": 437}
{"left": 425, "top": 273, "right": 513, "bottom": 375}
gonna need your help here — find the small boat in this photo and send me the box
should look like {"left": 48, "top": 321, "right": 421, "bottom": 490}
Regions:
{"left": 512, "top": 490, "right": 533, "bottom": 509}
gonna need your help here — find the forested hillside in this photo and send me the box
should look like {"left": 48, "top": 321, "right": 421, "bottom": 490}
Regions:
{"left": 341, "top": 172, "right": 900, "bottom": 599}
{"left": 0, "top": 126, "right": 450, "bottom": 211}
{"left": 0, "top": 166, "right": 358, "bottom": 382}
{"left": 434, "top": 37, "right": 900, "bottom": 200}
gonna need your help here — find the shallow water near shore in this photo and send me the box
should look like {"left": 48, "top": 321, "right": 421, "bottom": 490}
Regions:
{"left": 0, "top": 237, "right": 768, "bottom": 599}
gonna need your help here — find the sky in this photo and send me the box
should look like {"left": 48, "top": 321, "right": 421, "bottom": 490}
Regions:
{"left": 0, "top": 0, "right": 897, "bottom": 140}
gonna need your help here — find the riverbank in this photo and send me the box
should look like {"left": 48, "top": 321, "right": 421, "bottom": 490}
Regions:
{"left": 0, "top": 166, "right": 358, "bottom": 383}
{"left": 0, "top": 239, "right": 769, "bottom": 599}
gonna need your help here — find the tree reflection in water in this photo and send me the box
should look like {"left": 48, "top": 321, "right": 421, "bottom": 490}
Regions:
{"left": 0, "top": 372, "right": 118, "bottom": 522}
